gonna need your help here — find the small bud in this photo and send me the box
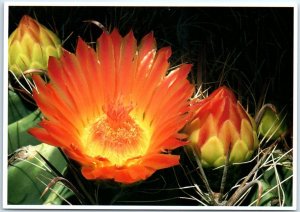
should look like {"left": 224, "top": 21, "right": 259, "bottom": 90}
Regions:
{"left": 184, "top": 86, "right": 258, "bottom": 168}
{"left": 8, "top": 15, "right": 62, "bottom": 76}
{"left": 258, "top": 106, "right": 287, "bottom": 140}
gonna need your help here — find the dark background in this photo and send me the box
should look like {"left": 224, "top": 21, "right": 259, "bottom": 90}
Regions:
{"left": 9, "top": 7, "right": 294, "bottom": 116}
{"left": 8, "top": 6, "right": 294, "bottom": 205}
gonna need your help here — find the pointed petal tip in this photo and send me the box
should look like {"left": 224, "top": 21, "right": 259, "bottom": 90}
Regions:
{"left": 48, "top": 55, "right": 59, "bottom": 64}
{"left": 127, "top": 29, "right": 134, "bottom": 35}
{"left": 110, "top": 28, "right": 121, "bottom": 37}
{"left": 76, "top": 36, "right": 85, "bottom": 45}
{"left": 218, "top": 86, "right": 235, "bottom": 96}
{"left": 76, "top": 36, "right": 93, "bottom": 55}
{"left": 123, "top": 29, "right": 136, "bottom": 42}
{"left": 140, "top": 30, "right": 156, "bottom": 47}
{"left": 27, "top": 127, "right": 37, "bottom": 136}
{"left": 179, "top": 63, "right": 193, "bottom": 74}
{"left": 20, "top": 15, "right": 34, "bottom": 24}
{"left": 158, "top": 46, "right": 172, "bottom": 60}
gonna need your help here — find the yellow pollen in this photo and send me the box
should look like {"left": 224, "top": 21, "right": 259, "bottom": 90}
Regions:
{"left": 83, "top": 102, "right": 149, "bottom": 166}
{"left": 92, "top": 115, "right": 140, "bottom": 149}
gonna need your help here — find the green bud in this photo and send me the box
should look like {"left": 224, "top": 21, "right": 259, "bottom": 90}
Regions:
{"left": 258, "top": 107, "right": 287, "bottom": 140}
{"left": 8, "top": 15, "right": 62, "bottom": 76}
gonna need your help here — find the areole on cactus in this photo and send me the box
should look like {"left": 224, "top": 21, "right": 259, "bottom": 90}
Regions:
{"left": 184, "top": 86, "right": 259, "bottom": 168}
{"left": 8, "top": 15, "right": 62, "bottom": 76}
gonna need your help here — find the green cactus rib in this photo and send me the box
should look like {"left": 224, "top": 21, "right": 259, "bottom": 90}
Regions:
{"left": 8, "top": 110, "right": 41, "bottom": 154}
{"left": 8, "top": 143, "right": 69, "bottom": 205}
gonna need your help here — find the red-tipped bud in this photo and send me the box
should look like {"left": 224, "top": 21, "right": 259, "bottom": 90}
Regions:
{"left": 185, "top": 86, "right": 258, "bottom": 167}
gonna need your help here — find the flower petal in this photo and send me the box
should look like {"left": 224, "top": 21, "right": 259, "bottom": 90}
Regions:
{"left": 141, "top": 153, "right": 180, "bottom": 169}
{"left": 30, "top": 29, "right": 194, "bottom": 184}
{"left": 81, "top": 165, "right": 154, "bottom": 184}
{"left": 184, "top": 86, "right": 258, "bottom": 167}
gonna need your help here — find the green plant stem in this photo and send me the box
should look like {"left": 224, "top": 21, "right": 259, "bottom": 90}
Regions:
{"left": 218, "top": 150, "right": 230, "bottom": 203}
{"left": 191, "top": 147, "right": 218, "bottom": 205}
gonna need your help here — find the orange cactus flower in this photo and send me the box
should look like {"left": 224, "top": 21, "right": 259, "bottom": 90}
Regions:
{"left": 29, "top": 29, "right": 194, "bottom": 184}
{"left": 8, "top": 15, "right": 62, "bottom": 76}
{"left": 184, "top": 86, "right": 258, "bottom": 168}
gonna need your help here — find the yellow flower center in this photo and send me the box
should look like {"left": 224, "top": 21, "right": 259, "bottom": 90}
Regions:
{"left": 83, "top": 102, "right": 150, "bottom": 166}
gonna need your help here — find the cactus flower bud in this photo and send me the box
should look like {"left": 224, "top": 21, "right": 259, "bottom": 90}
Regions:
{"left": 258, "top": 107, "right": 287, "bottom": 140}
{"left": 184, "top": 86, "right": 258, "bottom": 168}
{"left": 8, "top": 15, "right": 62, "bottom": 76}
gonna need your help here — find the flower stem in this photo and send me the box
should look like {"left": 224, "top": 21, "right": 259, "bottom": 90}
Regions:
{"left": 191, "top": 147, "right": 218, "bottom": 205}
{"left": 218, "top": 149, "right": 230, "bottom": 203}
